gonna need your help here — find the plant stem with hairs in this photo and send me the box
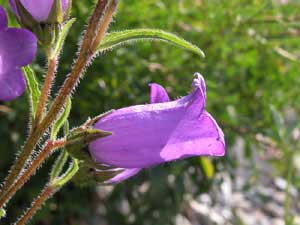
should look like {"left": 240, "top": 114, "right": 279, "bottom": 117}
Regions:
{"left": 15, "top": 158, "right": 79, "bottom": 225}
{"left": 15, "top": 184, "right": 56, "bottom": 225}
{"left": 0, "top": 139, "right": 65, "bottom": 209}
{"left": 0, "top": 0, "right": 115, "bottom": 201}
{"left": 34, "top": 57, "right": 58, "bottom": 128}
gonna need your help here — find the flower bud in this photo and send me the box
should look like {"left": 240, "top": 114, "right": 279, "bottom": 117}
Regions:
{"left": 9, "top": 0, "right": 72, "bottom": 45}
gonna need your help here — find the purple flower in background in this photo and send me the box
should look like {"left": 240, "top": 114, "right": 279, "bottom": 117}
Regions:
{"left": 0, "top": 6, "right": 37, "bottom": 101}
{"left": 9, "top": 0, "right": 68, "bottom": 22}
{"left": 89, "top": 73, "right": 225, "bottom": 184}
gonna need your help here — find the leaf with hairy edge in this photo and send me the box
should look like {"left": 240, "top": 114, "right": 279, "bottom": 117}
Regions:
{"left": 23, "top": 66, "right": 41, "bottom": 119}
{"left": 50, "top": 122, "right": 70, "bottom": 180}
{"left": 96, "top": 29, "right": 205, "bottom": 57}
{"left": 52, "top": 18, "right": 76, "bottom": 58}
{"left": 51, "top": 97, "right": 72, "bottom": 140}
{"left": 52, "top": 157, "right": 79, "bottom": 188}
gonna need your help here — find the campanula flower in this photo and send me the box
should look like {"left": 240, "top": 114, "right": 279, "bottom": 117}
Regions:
{"left": 9, "top": 0, "right": 68, "bottom": 22}
{"left": 0, "top": 6, "right": 37, "bottom": 101}
{"left": 89, "top": 73, "right": 225, "bottom": 184}
{"left": 9, "top": 0, "right": 70, "bottom": 45}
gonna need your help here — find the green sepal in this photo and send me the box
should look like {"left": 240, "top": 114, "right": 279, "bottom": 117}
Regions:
{"left": 72, "top": 165, "right": 122, "bottom": 187}
{"left": 52, "top": 18, "right": 76, "bottom": 58}
{"left": 66, "top": 127, "right": 111, "bottom": 166}
{"left": 15, "top": 0, "right": 39, "bottom": 29}
{"left": 63, "top": 0, "right": 73, "bottom": 21}
{"left": 46, "top": 0, "right": 64, "bottom": 24}
{"left": 15, "top": 0, "right": 65, "bottom": 46}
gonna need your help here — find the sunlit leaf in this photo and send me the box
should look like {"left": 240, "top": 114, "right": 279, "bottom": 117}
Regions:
{"left": 23, "top": 66, "right": 41, "bottom": 119}
{"left": 97, "top": 29, "right": 205, "bottom": 57}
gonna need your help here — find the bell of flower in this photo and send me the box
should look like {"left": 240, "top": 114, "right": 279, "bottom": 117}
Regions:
{"left": 10, "top": 0, "right": 72, "bottom": 45}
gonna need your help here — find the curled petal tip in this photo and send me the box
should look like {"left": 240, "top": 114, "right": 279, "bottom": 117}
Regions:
{"left": 192, "top": 72, "right": 206, "bottom": 98}
{"left": 149, "top": 83, "right": 170, "bottom": 103}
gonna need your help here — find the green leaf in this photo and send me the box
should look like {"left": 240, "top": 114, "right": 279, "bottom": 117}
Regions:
{"left": 23, "top": 66, "right": 41, "bottom": 119}
{"left": 50, "top": 97, "right": 72, "bottom": 140}
{"left": 52, "top": 157, "right": 79, "bottom": 188}
{"left": 50, "top": 122, "right": 70, "bottom": 180}
{"left": 199, "top": 157, "right": 214, "bottom": 179}
{"left": 50, "top": 150, "right": 69, "bottom": 181}
{"left": 97, "top": 29, "right": 205, "bottom": 57}
{"left": 0, "top": 208, "right": 6, "bottom": 219}
{"left": 52, "top": 18, "right": 76, "bottom": 58}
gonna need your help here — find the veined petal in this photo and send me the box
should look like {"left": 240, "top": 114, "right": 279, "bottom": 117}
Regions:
{"left": 149, "top": 83, "right": 170, "bottom": 103}
{"left": 0, "top": 6, "right": 7, "bottom": 30}
{"left": 104, "top": 168, "right": 141, "bottom": 185}
{"left": 0, "top": 28, "right": 37, "bottom": 70}
{"left": 89, "top": 78, "right": 209, "bottom": 168}
{"left": 0, "top": 68, "right": 25, "bottom": 101}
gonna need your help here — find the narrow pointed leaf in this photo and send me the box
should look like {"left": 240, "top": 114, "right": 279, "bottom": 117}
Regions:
{"left": 51, "top": 97, "right": 72, "bottom": 140}
{"left": 53, "top": 157, "right": 79, "bottom": 188}
{"left": 50, "top": 122, "right": 70, "bottom": 180}
{"left": 97, "top": 29, "right": 205, "bottom": 57}
{"left": 50, "top": 150, "right": 69, "bottom": 180}
{"left": 52, "top": 18, "right": 76, "bottom": 58}
{"left": 23, "top": 66, "right": 41, "bottom": 119}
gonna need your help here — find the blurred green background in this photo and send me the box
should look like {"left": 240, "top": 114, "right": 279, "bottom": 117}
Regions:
{"left": 1, "top": 0, "right": 300, "bottom": 224}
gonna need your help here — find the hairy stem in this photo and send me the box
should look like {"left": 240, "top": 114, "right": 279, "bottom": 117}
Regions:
{"left": 91, "top": 0, "right": 118, "bottom": 52}
{"left": 40, "top": 0, "right": 112, "bottom": 131}
{"left": 15, "top": 184, "right": 56, "bottom": 225}
{"left": 0, "top": 139, "right": 65, "bottom": 209}
{"left": 0, "top": 0, "right": 111, "bottom": 201}
{"left": 15, "top": 158, "right": 79, "bottom": 225}
{"left": 34, "top": 58, "right": 57, "bottom": 127}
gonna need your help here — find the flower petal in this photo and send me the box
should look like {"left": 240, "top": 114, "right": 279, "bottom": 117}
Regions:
{"left": 89, "top": 80, "right": 211, "bottom": 168}
{"left": 20, "top": 0, "right": 55, "bottom": 21}
{"left": 0, "top": 28, "right": 37, "bottom": 70}
{"left": 104, "top": 168, "right": 141, "bottom": 185}
{"left": 0, "top": 6, "right": 7, "bottom": 30}
{"left": 0, "top": 68, "right": 25, "bottom": 101}
{"left": 160, "top": 111, "right": 225, "bottom": 161}
{"left": 10, "top": 0, "right": 68, "bottom": 21}
{"left": 149, "top": 83, "right": 170, "bottom": 103}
